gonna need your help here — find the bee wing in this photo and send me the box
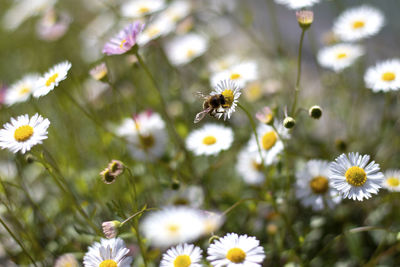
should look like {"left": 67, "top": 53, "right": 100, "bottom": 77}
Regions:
{"left": 194, "top": 107, "right": 212, "bottom": 123}
{"left": 195, "top": 92, "right": 208, "bottom": 99}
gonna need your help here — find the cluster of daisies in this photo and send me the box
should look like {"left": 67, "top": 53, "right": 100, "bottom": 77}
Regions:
{"left": 81, "top": 233, "right": 265, "bottom": 267}
{"left": 316, "top": 5, "right": 399, "bottom": 92}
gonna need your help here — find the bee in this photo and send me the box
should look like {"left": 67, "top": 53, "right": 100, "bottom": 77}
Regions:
{"left": 194, "top": 92, "right": 228, "bottom": 123}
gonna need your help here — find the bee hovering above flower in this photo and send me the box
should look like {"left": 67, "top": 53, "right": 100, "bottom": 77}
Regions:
{"left": 194, "top": 80, "right": 241, "bottom": 123}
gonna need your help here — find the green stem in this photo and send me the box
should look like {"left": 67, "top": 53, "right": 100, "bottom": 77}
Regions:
{"left": 0, "top": 217, "right": 38, "bottom": 267}
{"left": 291, "top": 28, "right": 306, "bottom": 117}
{"left": 237, "top": 103, "right": 264, "bottom": 166}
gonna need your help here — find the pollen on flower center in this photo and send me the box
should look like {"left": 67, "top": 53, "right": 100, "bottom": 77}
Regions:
{"left": 309, "top": 176, "right": 329, "bottom": 194}
{"left": 222, "top": 89, "right": 234, "bottom": 107}
{"left": 261, "top": 131, "right": 278, "bottom": 150}
{"left": 14, "top": 125, "right": 34, "bottom": 142}
{"left": 381, "top": 72, "right": 396, "bottom": 81}
{"left": 173, "top": 255, "right": 191, "bottom": 267}
{"left": 345, "top": 166, "right": 367, "bottom": 186}
{"left": 99, "top": 259, "right": 118, "bottom": 267}
{"left": 352, "top": 20, "right": 365, "bottom": 29}
{"left": 230, "top": 73, "right": 241, "bottom": 80}
{"left": 203, "top": 135, "right": 217, "bottom": 145}
{"left": 18, "top": 87, "right": 30, "bottom": 96}
{"left": 167, "top": 224, "right": 180, "bottom": 235}
{"left": 46, "top": 73, "right": 59, "bottom": 87}
{"left": 186, "top": 49, "right": 195, "bottom": 58}
{"left": 138, "top": 6, "right": 150, "bottom": 14}
{"left": 387, "top": 177, "right": 400, "bottom": 187}
{"left": 226, "top": 247, "right": 246, "bottom": 263}
{"left": 119, "top": 39, "right": 127, "bottom": 49}
{"left": 336, "top": 53, "right": 347, "bottom": 59}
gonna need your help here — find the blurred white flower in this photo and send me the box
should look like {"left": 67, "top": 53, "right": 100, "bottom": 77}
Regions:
{"left": 210, "top": 61, "right": 258, "bottom": 88}
{"left": 54, "top": 253, "right": 78, "bottom": 267}
{"left": 163, "top": 185, "right": 204, "bottom": 208}
{"left": 274, "top": 0, "right": 320, "bottom": 10}
{"left": 296, "top": 160, "right": 342, "bottom": 211}
{"left": 317, "top": 44, "right": 364, "bottom": 72}
{"left": 4, "top": 74, "right": 40, "bottom": 106}
{"left": 164, "top": 33, "right": 208, "bottom": 66}
{"left": 330, "top": 152, "right": 384, "bottom": 201}
{"left": 36, "top": 9, "right": 72, "bottom": 41}
{"left": 248, "top": 122, "right": 288, "bottom": 158}
{"left": 186, "top": 124, "right": 233, "bottom": 156}
{"left": 208, "top": 55, "right": 240, "bottom": 73}
{"left": 137, "top": 17, "right": 174, "bottom": 46}
{"left": 333, "top": 5, "right": 384, "bottom": 42}
{"left": 382, "top": 170, "right": 400, "bottom": 192}
{"left": 121, "top": 0, "right": 166, "bottom": 18}
{"left": 364, "top": 59, "right": 400, "bottom": 92}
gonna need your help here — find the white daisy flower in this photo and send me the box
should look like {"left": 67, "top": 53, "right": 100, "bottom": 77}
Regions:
{"left": 141, "top": 206, "right": 205, "bottom": 247}
{"left": 202, "top": 211, "right": 225, "bottom": 235}
{"left": 382, "top": 170, "right": 400, "bottom": 192}
{"left": 210, "top": 61, "right": 258, "bottom": 88}
{"left": 0, "top": 113, "right": 50, "bottom": 154}
{"left": 209, "top": 80, "right": 242, "bottom": 121}
{"left": 186, "top": 124, "right": 233, "bottom": 156}
{"left": 54, "top": 253, "right": 78, "bottom": 267}
{"left": 83, "top": 237, "right": 132, "bottom": 267}
{"left": 115, "top": 111, "right": 167, "bottom": 162}
{"left": 163, "top": 185, "right": 204, "bottom": 208}
{"left": 364, "top": 59, "right": 400, "bottom": 92}
{"left": 248, "top": 122, "right": 288, "bottom": 158}
{"left": 208, "top": 55, "right": 240, "bottom": 73}
{"left": 236, "top": 148, "right": 277, "bottom": 185}
{"left": 207, "top": 233, "right": 265, "bottom": 267}
{"left": 333, "top": 5, "right": 384, "bottom": 42}
{"left": 137, "top": 17, "right": 174, "bottom": 46}
{"left": 121, "top": 0, "right": 166, "bottom": 18}
{"left": 160, "top": 243, "right": 203, "bottom": 267}
{"left": 329, "top": 152, "right": 384, "bottom": 201}
{"left": 274, "top": 0, "right": 320, "bottom": 10}
{"left": 317, "top": 44, "right": 364, "bottom": 72}
{"left": 164, "top": 33, "right": 208, "bottom": 66}
{"left": 33, "top": 61, "right": 72, "bottom": 98}
{"left": 296, "top": 160, "right": 342, "bottom": 211}
{"left": 160, "top": 0, "right": 192, "bottom": 24}
{"left": 4, "top": 74, "right": 40, "bottom": 106}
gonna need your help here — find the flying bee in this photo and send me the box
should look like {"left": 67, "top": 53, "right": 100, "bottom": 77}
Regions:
{"left": 194, "top": 92, "right": 229, "bottom": 123}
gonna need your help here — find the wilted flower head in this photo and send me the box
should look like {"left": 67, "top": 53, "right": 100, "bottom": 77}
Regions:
{"left": 256, "top": 107, "right": 274, "bottom": 124}
{"left": 103, "top": 22, "right": 145, "bottom": 55}
{"left": 89, "top": 62, "right": 108, "bottom": 81}
{"left": 107, "top": 160, "right": 125, "bottom": 177}
{"left": 100, "top": 168, "right": 116, "bottom": 184}
{"left": 102, "top": 220, "right": 121, "bottom": 239}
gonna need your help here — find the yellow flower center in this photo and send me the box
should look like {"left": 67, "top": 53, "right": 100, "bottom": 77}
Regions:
{"left": 226, "top": 247, "right": 246, "bottom": 263}
{"left": 222, "top": 89, "right": 234, "bottom": 107}
{"left": 94, "top": 70, "right": 107, "bottom": 81}
{"left": 309, "top": 176, "right": 329, "bottom": 194}
{"left": 167, "top": 224, "right": 180, "bottom": 235}
{"left": 18, "top": 87, "right": 31, "bottom": 96}
{"left": 261, "top": 131, "right": 278, "bottom": 150}
{"left": 186, "top": 49, "right": 195, "bottom": 58}
{"left": 45, "top": 73, "right": 58, "bottom": 87}
{"left": 99, "top": 259, "right": 118, "bottom": 267}
{"left": 139, "top": 134, "right": 155, "bottom": 149}
{"left": 147, "top": 27, "right": 160, "bottom": 38}
{"left": 138, "top": 6, "right": 150, "bottom": 14}
{"left": 230, "top": 73, "right": 241, "bottom": 80}
{"left": 173, "top": 255, "right": 191, "bottom": 267}
{"left": 336, "top": 53, "right": 347, "bottom": 59}
{"left": 387, "top": 177, "right": 400, "bottom": 187}
{"left": 203, "top": 135, "right": 217, "bottom": 145}
{"left": 345, "top": 166, "right": 367, "bottom": 186}
{"left": 352, "top": 20, "right": 365, "bottom": 29}
{"left": 119, "top": 39, "right": 127, "bottom": 49}
{"left": 14, "top": 125, "right": 34, "bottom": 142}
{"left": 252, "top": 160, "right": 263, "bottom": 171}
{"left": 381, "top": 72, "right": 396, "bottom": 81}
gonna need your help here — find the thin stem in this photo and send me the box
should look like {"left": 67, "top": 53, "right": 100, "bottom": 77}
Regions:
{"left": 121, "top": 207, "right": 156, "bottom": 226}
{"left": 0, "top": 217, "right": 38, "bottom": 267}
{"left": 237, "top": 103, "right": 264, "bottom": 166}
{"left": 291, "top": 28, "right": 306, "bottom": 116}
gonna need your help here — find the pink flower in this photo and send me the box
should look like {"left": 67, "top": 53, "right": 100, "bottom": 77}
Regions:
{"left": 102, "top": 22, "right": 145, "bottom": 55}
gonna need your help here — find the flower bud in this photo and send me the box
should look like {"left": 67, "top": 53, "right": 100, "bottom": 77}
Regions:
{"left": 89, "top": 62, "right": 108, "bottom": 82}
{"left": 283, "top": 117, "right": 296, "bottom": 129}
{"left": 100, "top": 168, "right": 116, "bottom": 184}
{"left": 296, "top": 10, "right": 314, "bottom": 29}
{"left": 309, "top": 105, "right": 322, "bottom": 119}
{"left": 102, "top": 220, "right": 121, "bottom": 239}
{"left": 255, "top": 107, "right": 274, "bottom": 125}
